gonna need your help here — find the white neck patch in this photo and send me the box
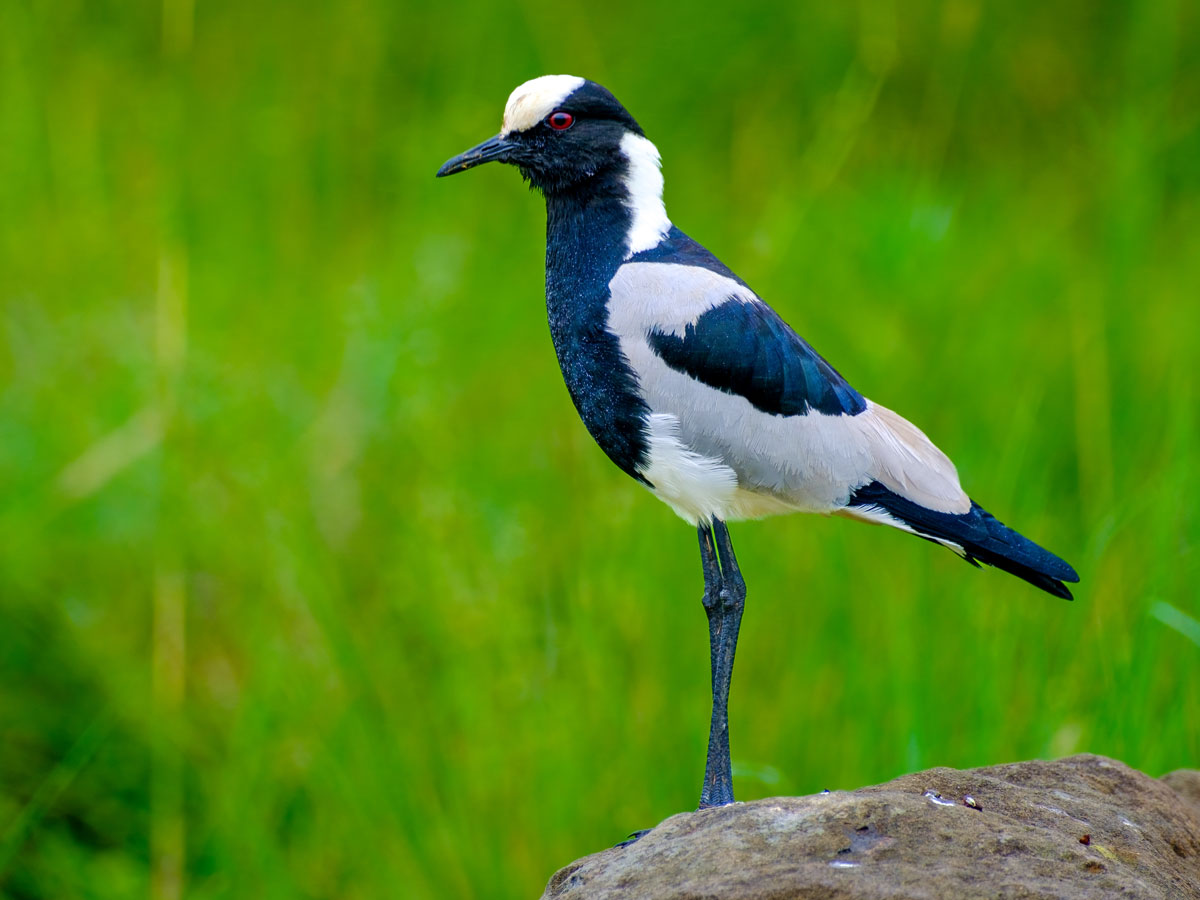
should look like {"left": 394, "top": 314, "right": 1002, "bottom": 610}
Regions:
{"left": 619, "top": 132, "right": 672, "bottom": 257}
{"left": 500, "top": 74, "right": 585, "bottom": 137}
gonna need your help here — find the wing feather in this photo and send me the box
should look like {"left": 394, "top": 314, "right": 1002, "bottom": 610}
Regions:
{"left": 647, "top": 298, "right": 867, "bottom": 418}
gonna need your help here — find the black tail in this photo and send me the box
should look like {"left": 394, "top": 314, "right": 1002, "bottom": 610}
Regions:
{"left": 848, "top": 481, "right": 1080, "bottom": 600}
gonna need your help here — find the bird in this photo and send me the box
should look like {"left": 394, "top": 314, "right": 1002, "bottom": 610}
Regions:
{"left": 436, "top": 75, "right": 1079, "bottom": 813}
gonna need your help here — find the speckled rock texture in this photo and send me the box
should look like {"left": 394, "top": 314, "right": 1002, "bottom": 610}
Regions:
{"left": 541, "top": 755, "right": 1200, "bottom": 900}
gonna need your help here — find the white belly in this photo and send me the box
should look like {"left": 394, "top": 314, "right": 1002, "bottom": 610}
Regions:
{"left": 637, "top": 413, "right": 807, "bottom": 524}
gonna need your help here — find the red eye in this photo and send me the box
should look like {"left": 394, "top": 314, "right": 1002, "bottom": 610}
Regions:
{"left": 547, "top": 111, "right": 574, "bottom": 131}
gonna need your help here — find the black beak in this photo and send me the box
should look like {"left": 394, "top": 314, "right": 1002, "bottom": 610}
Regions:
{"left": 436, "top": 134, "right": 514, "bottom": 177}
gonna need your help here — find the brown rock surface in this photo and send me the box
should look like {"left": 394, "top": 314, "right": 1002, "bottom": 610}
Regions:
{"left": 1163, "top": 768, "right": 1200, "bottom": 820}
{"left": 542, "top": 754, "right": 1200, "bottom": 900}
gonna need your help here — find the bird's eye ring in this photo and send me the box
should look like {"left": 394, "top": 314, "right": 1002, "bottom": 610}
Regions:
{"left": 547, "top": 111, "right": 574, "bottom": 131}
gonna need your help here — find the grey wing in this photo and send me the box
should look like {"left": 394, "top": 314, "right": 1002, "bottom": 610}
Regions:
{"left": 605, "top": 261, "right": 970, "bottom": 520}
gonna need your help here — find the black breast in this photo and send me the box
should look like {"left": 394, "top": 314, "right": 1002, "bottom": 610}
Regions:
{"left": 543, "top": 184, "right": 651, "bottom": 483}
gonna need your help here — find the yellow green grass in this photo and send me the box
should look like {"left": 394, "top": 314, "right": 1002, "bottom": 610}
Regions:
{"left": 1, "top": 1, "right": 1198, "bottom": 897}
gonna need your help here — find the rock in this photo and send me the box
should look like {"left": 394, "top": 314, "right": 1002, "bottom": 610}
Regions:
{"left": 1163, "top": 768, "right": 1200, "bottom": 821}
{"left": 541, "top": 754, "right": 1200, "bottom": 900}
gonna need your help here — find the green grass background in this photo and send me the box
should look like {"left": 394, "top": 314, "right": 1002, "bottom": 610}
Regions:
{"left": 2, "top": 0, "right": 1199, "bottom": 897}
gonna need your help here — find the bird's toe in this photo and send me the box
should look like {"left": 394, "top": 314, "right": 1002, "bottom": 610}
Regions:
{"left": 613, "top": 828, "right": 651, "bottom": 848}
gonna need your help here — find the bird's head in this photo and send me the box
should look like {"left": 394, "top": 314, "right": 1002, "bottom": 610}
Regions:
{"left": 436, "top": 75, "right": 653, "bottom": 196}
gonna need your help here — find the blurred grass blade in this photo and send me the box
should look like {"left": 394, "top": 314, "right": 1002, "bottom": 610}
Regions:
{"left": 0, "top": 715, "right": 112, "bottom": 882}
{"left": 1150, "top": 602, "right": 1200, "bottom": 649}
{"left": 55, "top": 406, "right": 163, "bottom": 500}
{"left": 152, "top": 567, "right": 187, "bottom": 900}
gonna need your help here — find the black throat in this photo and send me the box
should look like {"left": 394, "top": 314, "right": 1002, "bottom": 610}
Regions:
{"left": 543, "top": 169, "right": 652, "bottom": 483}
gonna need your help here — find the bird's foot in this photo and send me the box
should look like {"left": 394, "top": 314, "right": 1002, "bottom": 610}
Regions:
{"left": 613, "top": 828, "right": 651, "bottom": 848}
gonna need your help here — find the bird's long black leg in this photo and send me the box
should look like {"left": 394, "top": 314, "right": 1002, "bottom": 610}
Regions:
{"left": 699, "top": 518, "right": 747, "bottom": 809}
{"left": 615, "top": 523, "right": 735, "bottom": 849}
{"left": 698, "top": 521, "right": 723, "bottom": 693}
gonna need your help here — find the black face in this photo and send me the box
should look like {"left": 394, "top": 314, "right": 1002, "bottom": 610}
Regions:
{"left": 436, "top": 80, "right": 645, "bottom": 196}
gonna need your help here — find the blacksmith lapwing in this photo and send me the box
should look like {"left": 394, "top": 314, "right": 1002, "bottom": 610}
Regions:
{"left": 437, "top": 75, "right": 1079, "bottom": 813}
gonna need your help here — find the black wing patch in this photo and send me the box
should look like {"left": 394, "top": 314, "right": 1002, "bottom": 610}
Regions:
{"left": 630, "top": 226, "right": 749, "bottom": 287}
{"left": 647, "top": 298, "right": 867, "bottom": 417}
{"left": 847, "top": 480, "right": 1079, "bottom": 599}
